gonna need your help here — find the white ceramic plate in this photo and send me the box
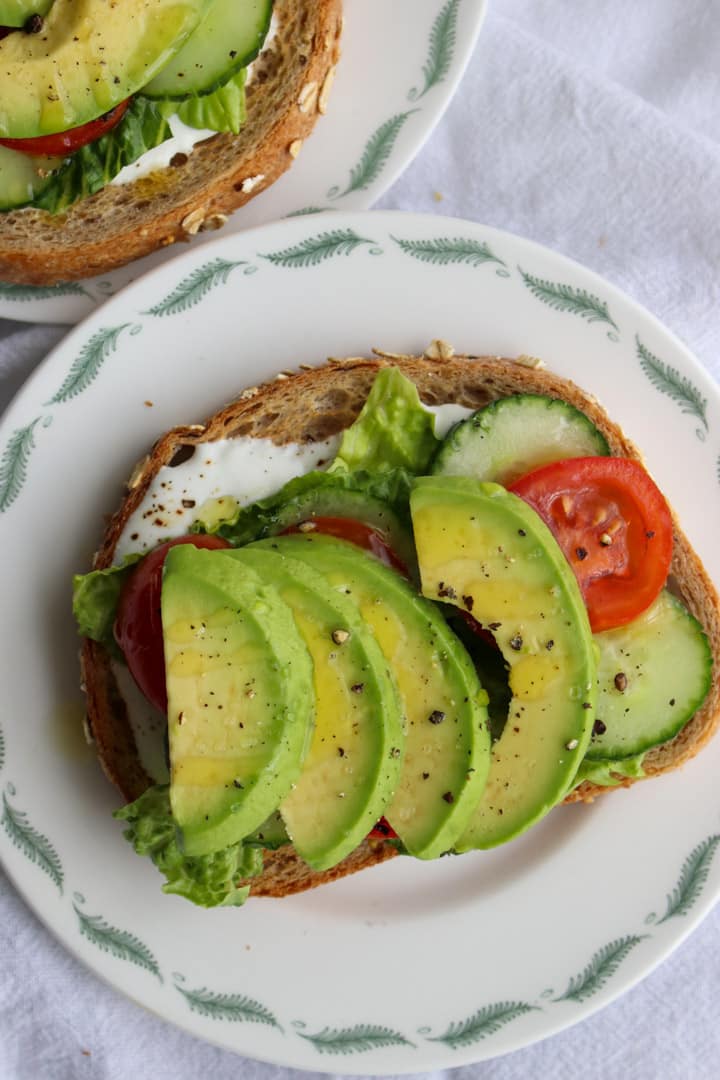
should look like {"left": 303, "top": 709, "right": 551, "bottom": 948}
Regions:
{"left": 1, "top": 211, "right": 719, "bottom": 1073}
{"left": 0, "top": 0, "right": 486, "bottom": 326}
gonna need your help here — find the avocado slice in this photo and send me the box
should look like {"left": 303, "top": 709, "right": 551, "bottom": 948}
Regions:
{"left": 162, "top": 544, "right": 314, "bottom": 857}
{"left": 223, "top": 546, "right": 404, "bottom": 872}
{"left": 0, "top": 0, "right": 212, "bottom": 138}
{"left": 410, "top": 477, "right": 597, "bottom": 850}
{"left": 264, "top": 533, "right": 492, "bottom": 859}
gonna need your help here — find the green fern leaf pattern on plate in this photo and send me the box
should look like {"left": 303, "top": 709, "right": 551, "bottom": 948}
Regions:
{"left": 330, "top": 112, "right": 416, "bottom": 198}
{"left": 555, "top": 935, "right": 646, "bottom": 1002}
{"left": 260, "top": 229, "right": 377, "bottom": 269}
{"left": 519, "top": 269, "right": 619, "bottom": 332}
{"left": 409, "top": 0, "right": 461, "bottom": 101}
{"left": 636, "top": 336, "right": 708, "bottom": 431}
{"left": 0, "top": 281, "right": 88, "bottom": 301}
{"left": 285, "top": 206, "right": 334, "bottom": 218}
{"left": 298, "top": 1024, "right": 414, "bottom": 1055}
{"left": 392, "top": 235, "right": 506, "bottom": 270}
{"left": 657, "top": 835, "right": 720, "bottom": 923}
{"left": 144, "top": 259, "right": 247, "bottom": 316}
{"left": 0, "top": 417, "right": 40, "bottom": 514}
{"left": 175, "top": 981, "right": 280, "bottom": 1027}
{"left": 47, "top": 324, "right": 131, "bottom": 404}
{"left": 426, "top": 1002, "right": 537, "bottom": 1049}
{"left": 2, "top": 790, "right": 63, "bottom": 893}
{"left": 73, "top": 898, "right": 162, "bottom": 981}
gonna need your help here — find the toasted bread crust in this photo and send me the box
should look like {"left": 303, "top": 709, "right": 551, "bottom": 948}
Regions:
{"left": 81, "top": 352, "right": 720, "bottom": 895}
{"left": 0, "top": 0, "right": 342, "bottom": 285}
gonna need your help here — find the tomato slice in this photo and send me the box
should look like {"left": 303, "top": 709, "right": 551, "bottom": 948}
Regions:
{"left": 282, "top": 516, "right": 408, "bottom": 576}
{"left": 114, "top": 535, "right": 231, "bottom": 714}
{"left": 0, "top": 99, "right": 130, "bottom": 156}
{"left": 369, "top": 817, "right": 398, "bottom": 840}
{"left": 510, "top": 457, "right": 673, "bottom": 633}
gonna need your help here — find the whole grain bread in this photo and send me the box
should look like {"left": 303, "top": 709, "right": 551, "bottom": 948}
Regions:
{"left": 80, "top": 349, "right": 720, "bottom": 897}
{"left": 0, "top": 0, "right": 342, "bottom": 286}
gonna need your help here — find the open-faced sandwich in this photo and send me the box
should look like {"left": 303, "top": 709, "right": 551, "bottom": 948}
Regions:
{"left": 0, "top": 0, "right": 341, "bottom": 284}
{"left": 72, "top": 349, "right": 720, "bottom": 907}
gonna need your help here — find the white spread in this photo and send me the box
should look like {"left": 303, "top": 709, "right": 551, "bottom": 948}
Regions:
{"left": 426, "top": 403, "right": 474, "bottom": 437}
{"left": 110, "top": 114, "right": 216, "bottom": 186}
{"left": 115, "top": 404, "right": 474, "bottom": 560}
{"left": 115, "top": 435, "right": 341, "bottom": 560}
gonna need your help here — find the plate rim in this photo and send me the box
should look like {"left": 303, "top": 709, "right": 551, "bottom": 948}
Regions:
{"left": 0, "top": 0, "right": 488, "bottom": 326}
{"left": 1, "top": 208, "right": 719, "bottom": 1073}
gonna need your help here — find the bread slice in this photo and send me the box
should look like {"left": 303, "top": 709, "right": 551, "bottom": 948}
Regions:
{"left": 80, "top": 350, "right": 720, "bottom": 897}
{"left": 0, "top": 0, "right": 342, "bottom": 286}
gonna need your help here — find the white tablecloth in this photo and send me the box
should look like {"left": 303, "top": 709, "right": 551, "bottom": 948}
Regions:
{"left": 2, "top": 2, "right": 719, "bottom": 1077}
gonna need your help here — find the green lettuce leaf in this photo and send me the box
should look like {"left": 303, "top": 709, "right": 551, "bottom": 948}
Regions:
{"left": 194, "top": 467, "right": 415, "bottom": 545}
{"left": 114, "top": 784, "right": 263, "bottom": 907}
{"left": 329, "top": 367, "right": 440, "bottom": 475}
{"left": 33, "top": 97, "right": 173, "bottom": 214}
{"left": 72, "top": 555, "right": 142, "bottom": 655}
{"left": 168, "top": 68, "right": 247, "bottom": 135}
{"left": 573, "top": 753, "right": 646, "bottom": 789}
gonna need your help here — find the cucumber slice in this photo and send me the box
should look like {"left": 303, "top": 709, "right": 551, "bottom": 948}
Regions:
{"left": 587, "top": 590, "right": 712, "bottom": 760}
{"left": 0, "top": 0, "right": 52, "bottom": 28}
{"left": 0, "top": 144, "right": 63, "bottom": 210}
{"left": 431, "top": 394, "right": 610, "bottom": 486}
{"left": 143, "top": 0, "right": 273, "bottom": 100}
{"left": 269, "top": 487, "right": 417, "bottom": 575}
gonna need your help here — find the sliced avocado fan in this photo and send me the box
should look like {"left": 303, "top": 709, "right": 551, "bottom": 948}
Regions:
{"left": 225, "top": 546, "right": 405, "bottom": 873}
{"left": 411, "top": 477, "right": 597, "bottom": 850}
{"left": 162, "top": 543, "right": 314, "bottom": 858}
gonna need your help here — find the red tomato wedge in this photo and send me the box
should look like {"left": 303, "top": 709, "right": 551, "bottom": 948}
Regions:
{"left": 0, "top": 99, "right": 130, "bottom": 156}
{"left": 510, "top": 457, "right": 673, "bottom": 633}
{"left": 369, "top": 817, "right": 398, "bottom": 840}
{"left": 282, "top": 516, "right": 408, "bottom": 576}
{"left": 114, "top": 535, "right": 231, "bottom": 714}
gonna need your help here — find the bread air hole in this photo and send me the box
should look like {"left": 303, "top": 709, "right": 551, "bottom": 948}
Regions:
{"left": 168, "top": 444, "right": 196, "bottom": 468}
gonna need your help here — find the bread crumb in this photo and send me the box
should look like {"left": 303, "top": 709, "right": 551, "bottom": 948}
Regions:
{"left": 288, "top": 139, "right": 304, "bottom": 158}
{"left": 298, "top": 80, "right": 319, "bottom": 113}
{"left": 424, "top": 339, "right": 455, "bottom": 361}
{"left": 82, "top": 715, "right": 94, "bottom": 747}
{"left": 144, "top": 400, "right": 153, "bottom": 408}
{"left": 200, "top": 213, "right": 228, "bottom": 232}
{"left": 515, "top": 354, "right": 545, "bottom": 369}
{"left": 240, "top": 174, "right": 265, "bottom": 194}
{"left": 127, "top": 455, "right": 150, "bottom": 490}
{"left": 319, "top": 67, "right": 335, "bottom": 114}
{"left": 372, "top": 347, "right": 414, "bottom": 361}
{"left": 181, "top": 207, "right": 206, "bottom": 236}
{"left": 433, "top": 191, "right": 444, "bottom": 202}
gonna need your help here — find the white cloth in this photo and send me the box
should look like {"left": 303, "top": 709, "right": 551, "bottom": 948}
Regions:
{"left": 2, "top": 3, "right": 719, "bottom": 1077}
